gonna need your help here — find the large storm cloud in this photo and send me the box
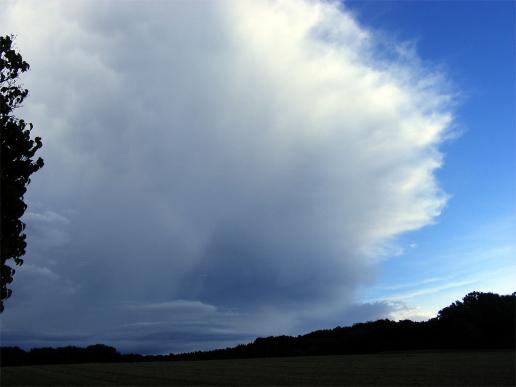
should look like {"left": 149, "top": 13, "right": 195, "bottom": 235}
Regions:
{"left": 0, "top": 0, "right": 452, "bottom": 353}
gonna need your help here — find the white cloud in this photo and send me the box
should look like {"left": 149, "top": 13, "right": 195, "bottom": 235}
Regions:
{"left": 385, "top": 301, "right": 435, "bottom": 322}
{"left": 0, "top": 0, "right": 454, "bottom": 352}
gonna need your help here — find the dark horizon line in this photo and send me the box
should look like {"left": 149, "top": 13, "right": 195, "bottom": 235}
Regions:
{"left": 1, "top": 290, "right": 515, "bottom": 366}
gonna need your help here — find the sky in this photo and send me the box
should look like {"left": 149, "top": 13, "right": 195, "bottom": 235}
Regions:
{"left": 0, "top": 0, "right": 514, "bottom": 354}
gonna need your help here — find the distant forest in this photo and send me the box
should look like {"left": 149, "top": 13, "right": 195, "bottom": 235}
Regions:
{"left": 1, "top": 291, "right": 514, "bottom": 366}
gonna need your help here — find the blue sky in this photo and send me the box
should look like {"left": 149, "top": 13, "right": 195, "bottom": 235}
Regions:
{"left": 346, "top": 0, "right": 515, "bottom": 316}
{"left": 0, "top": 0, "right": 514, "bottom": 353}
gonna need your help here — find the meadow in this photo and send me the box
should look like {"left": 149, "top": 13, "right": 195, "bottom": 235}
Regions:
{"left": 1, "top": 350, "right": 514, "bottom": 386}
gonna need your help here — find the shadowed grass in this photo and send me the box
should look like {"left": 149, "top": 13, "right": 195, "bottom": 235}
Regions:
{"left": 2, "top": 351, "right": 514, "bottom": 386}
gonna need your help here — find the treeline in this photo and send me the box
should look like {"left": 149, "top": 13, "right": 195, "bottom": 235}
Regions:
{"left": 1, "top": 291, "right": 514, "bottom": 366}
{"left": 0, "top": 344, "right": 147, "bottom": 367}
{"left": 174, "top": 291, "right": 515, "bottom": 360}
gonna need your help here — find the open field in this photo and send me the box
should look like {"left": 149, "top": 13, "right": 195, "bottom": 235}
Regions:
{"left": 1, "top": 351, "right": 514, "bottom": 386}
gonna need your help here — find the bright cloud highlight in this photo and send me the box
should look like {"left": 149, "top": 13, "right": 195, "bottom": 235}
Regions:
{"left": 0, "top": 0, "right": 453, "bottom": 353}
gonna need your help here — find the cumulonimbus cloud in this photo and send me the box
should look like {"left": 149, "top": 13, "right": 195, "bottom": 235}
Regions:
{"left": 0, "top": 0, "right": 453, "bottom": 353}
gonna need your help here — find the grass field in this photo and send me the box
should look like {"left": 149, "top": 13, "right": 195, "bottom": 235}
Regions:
{"left": 1, "top": 351, "right": 514, "bottom": 386}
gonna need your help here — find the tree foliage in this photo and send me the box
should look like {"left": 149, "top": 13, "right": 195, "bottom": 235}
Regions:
{"left": 1, "top": 35, "right": 44, "bottom": 312}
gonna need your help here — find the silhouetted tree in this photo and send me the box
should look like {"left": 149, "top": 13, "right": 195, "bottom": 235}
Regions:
{"left": 1, "top": 35, "right": 43, "bottom": 312}
{"left": 436, "top": 291, "right": 515, "bottom": 348}
{"left": 171, "top": 291, "right": 515, "bottom": 361}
